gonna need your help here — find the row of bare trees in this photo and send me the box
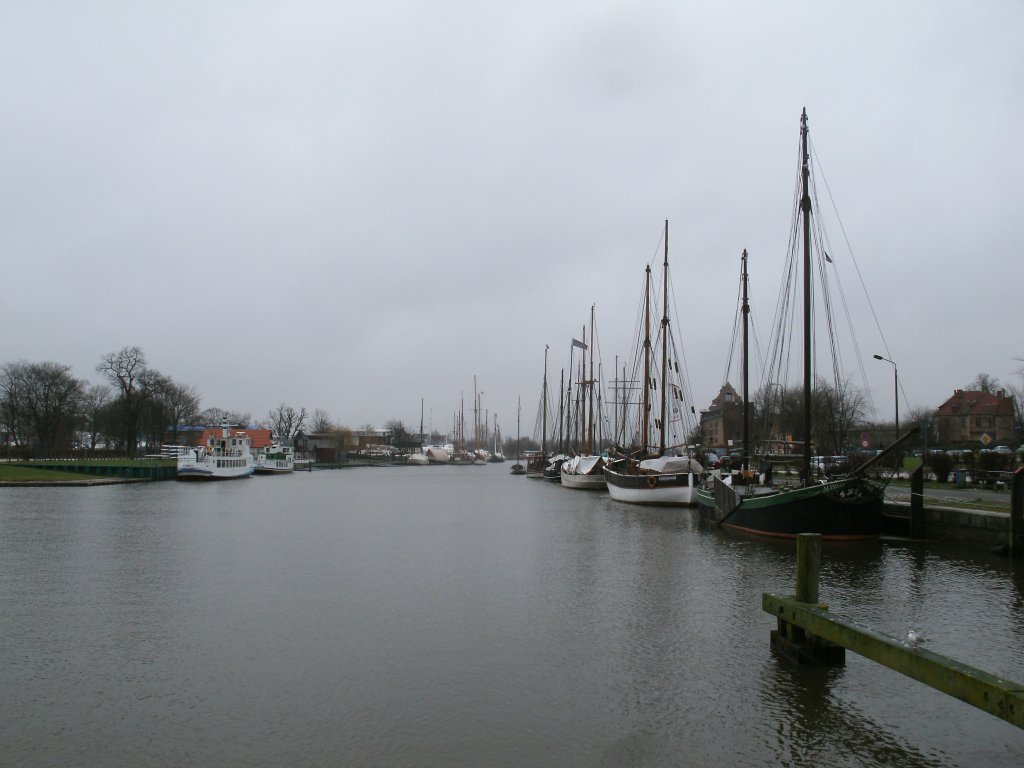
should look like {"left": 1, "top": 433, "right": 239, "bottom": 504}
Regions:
{"left": 1, "top": 347, "right": 362, "bottom": 459}
{"left": 1, "top": 346, "right": 346, "bottom": 459}
{"left": 726, "top": 370, "right": 1022, "bottom": 457}
{"left": 756, "top": 377, "right": 869, "bottom": 455}
{"left": 0, "top": 347, "right": 207, "bottom": 458}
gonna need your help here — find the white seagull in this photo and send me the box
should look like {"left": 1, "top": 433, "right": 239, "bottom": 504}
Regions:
{"left": 905, "top": 630, "right": 928, "bottom": 648}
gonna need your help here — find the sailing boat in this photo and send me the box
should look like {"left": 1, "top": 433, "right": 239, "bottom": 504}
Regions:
{"left": 526, "top": 346, "right": 551, "bottom": 479}
{"left": 540, "top": 367, "right": 568, "bottom": 482}
{"left": 471, "top": 378, "right": 487, "bottom": 465}
{"left": 510, "top": 397, "right": 526, "bottom": 475}
{"left": 561, "top": 305, "right": 608, "bottom": 490}
{"left": 603, "top": 220, "right": 704, "bottom": 505}
{"left": 488, "top": 414, "right": 506, "bottom": 462}
{"left": 697, "top": 109, "right": 904, "bottom": 539}
{"left": 407, "top": 398, "right": 429, "bottom": 465}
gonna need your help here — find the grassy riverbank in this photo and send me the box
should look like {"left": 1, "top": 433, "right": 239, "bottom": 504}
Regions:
{"left": 1, "top": 459, "right": 177, "bottom": 484}
{"left": 0, "top": 465, "right": 93, "bottom": 482}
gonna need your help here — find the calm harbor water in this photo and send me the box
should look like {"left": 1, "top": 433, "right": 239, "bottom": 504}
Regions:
{"left": 2, "top": 465, "right": 1023, "bottom": 767}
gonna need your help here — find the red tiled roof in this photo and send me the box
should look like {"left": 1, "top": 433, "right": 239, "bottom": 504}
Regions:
{"left": 199, "top": 427, "right": 273, "bottom": 449}
{"left": 935, "top": 390, "right": 1014, "bottom": 417}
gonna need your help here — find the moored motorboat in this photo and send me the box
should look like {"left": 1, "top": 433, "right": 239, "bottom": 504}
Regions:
{"left": 254, "top": 442, "right": 295, "bottom": 474}
{"left": 177, "top": 422, "right": 255, "bottom": 480}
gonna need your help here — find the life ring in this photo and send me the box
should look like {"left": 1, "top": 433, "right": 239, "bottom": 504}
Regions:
{"left": 646, "top": 475, "right": 658, "bottom": 488}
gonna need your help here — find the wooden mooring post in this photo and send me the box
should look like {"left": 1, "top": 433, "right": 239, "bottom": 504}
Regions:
{"left": 763, "top": 532, "right": 1024, "bottom": 729}
{"left": 1011, "top": 467, "right": 1024, "bottom": 558}
{"left": 909, "top": 464, "right": 926, "bottom": 539}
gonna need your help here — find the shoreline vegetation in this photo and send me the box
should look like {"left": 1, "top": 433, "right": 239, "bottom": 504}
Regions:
{"left": 0, "top": 464, "right": 124, "bottom": 483}
{"left": 0, "top": 458, "right": 176, "bottom": 485}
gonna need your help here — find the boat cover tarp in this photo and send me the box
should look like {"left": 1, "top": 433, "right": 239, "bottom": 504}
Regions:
{"left": 546, "top": 453, "right": 568, "bottom": 470}
{"left": 425, "top": 446, "right": 450, "bottom": 462}
{"left": 639, "top": 456, "right": 703, "bottom": 474}
{"left": 574, "top": 455, "right": 605, "bottom": 475}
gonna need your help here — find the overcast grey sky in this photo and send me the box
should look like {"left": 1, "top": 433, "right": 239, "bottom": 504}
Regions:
{"left": 2, "top": 1, "right": 1022, "bottom": 438}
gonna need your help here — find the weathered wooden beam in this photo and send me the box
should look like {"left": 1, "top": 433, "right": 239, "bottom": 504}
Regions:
{"left": 909, "top": 464, "right": 925, "bottom": 539}
{"left": 762, "top": 592, "right": 1024, "bottom": 729}
{"left": 1010, "top": 467, "right": 1023, "bottom": 558}
{"left": 795, "top": 532, "right": 820, "bottom": 603}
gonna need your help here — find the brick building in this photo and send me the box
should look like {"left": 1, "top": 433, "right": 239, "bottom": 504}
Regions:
{"left": 700, "top": 382, "right": 745, "bottom": 450}
{"left": 932, "top": 389, "right": 1016, "bottom": 447}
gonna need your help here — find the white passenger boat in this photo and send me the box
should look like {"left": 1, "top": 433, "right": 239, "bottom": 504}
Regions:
{"left": 176, "top": 422, "right": 255, "bottom": 480}
{"left": 254, "top": 443, "right": 295, "bottom": 474}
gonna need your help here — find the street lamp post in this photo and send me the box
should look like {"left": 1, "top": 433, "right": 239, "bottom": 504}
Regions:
{"left": 873, "top": 354, "right": 898, "bottom": 439}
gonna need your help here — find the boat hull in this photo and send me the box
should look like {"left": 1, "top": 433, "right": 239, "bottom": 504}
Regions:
{"left": 559, "top": 455, "right": 607, "bottom": 490}
{"left": 603, "top": 467, "right": 697, "bottom": 506}
{"left": 696, "top": 477, "right": 884, "bottom": 540}
{"left": 176, "top": 462, "right": 254, "bottom": 480}
{"left": 559, "top": 471, "right": 607, "bottom": 490}
{"left": 253, "top": 465, "right": 293, "bottom": 474}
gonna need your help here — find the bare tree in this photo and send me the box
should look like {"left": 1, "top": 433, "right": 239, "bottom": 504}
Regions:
{"left": 752, "top": 384, "right": 803, "bottom": 451}
{"left": 1, "top": 361, "right": 84, "bottom": 457}
{"left": 967, "top": 373, "right": 1000, "bottom": 393}
{"left": 310, "top": 409, "right": 334, "bottom": 434}
{"left": 1006, "top": 384, "right": 1023, "bottom": 443}
{"left": 904, "top": 405, "right": 935, "bottom": 427}
{"left": 812, "top": 376, "right": 867, "bottom": 454}
{"left": 163, "top": 381, "right": 201, "bottom": 443}
{"left": 330, "top": 425, "right": 355, "bottom": 453}
{"left": 136, "top": 372, "right": 200, "bottom": 450}
{"left": 138, "top": 371, "right": 174, "bottom": 451}
{"left": 198, "top": 407, "right": 249, "bottom": 426}
{"left": 384, "top": 419, "right": 409, "bottom": 445}
{"left": 267, "top": 403, "right": 307, "bottom": 440}
{"left": 96, "top": 346, "right": 156, "bottom": 453}
{"left": 0, "top": 361, "right": 30, "bottom": 445}
{"left": 81, "top": 383, "right": 112, "bottom": 449}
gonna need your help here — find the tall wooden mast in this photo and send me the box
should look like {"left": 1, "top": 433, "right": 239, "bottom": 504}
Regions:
{"left": 587, "top": 304, "right": 595, "bottom": 454}
{"left": 541, "top": 346, "right": 548, "bottom": 458}
{"left": 800, "top": 108, "right": 813, "bottom": 486}
{"left": 642, "top": 264, "right": 652, "bottom": 455}
{"left": 659, "top": 219, "right": 669, "bottom": 457}
{"left": 741, "top": 249, "right": 750, "bottom": 473}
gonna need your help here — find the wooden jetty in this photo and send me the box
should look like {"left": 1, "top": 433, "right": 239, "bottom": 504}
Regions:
{"left": 763, "top": 532, "right": 1024, "bottom": 729}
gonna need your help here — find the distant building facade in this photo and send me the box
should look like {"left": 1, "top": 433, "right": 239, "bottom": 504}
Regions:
{"left": 174, "top": 425, "right": 272, "bottom": 449}
{"left": 932, "top": 389, "right": 1016, "bottom": 446}
{"left": 700, "top": 382, "right": 745, "bottom": 450}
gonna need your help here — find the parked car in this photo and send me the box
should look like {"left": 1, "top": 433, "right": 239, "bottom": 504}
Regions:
{"left": 993, "top": 445, "right": 1013, "bottom": 454}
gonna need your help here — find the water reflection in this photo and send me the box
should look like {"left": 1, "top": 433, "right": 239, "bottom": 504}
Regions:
{"left": 2, "top": 470, "right": 1023, "bottom": 767}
